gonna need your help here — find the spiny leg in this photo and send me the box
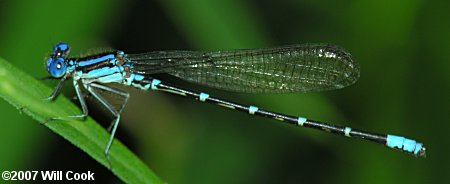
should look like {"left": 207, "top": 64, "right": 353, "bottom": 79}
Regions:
{"left": 89, "top": 83, "right": 130, "bottom": 132}
{"left": 86, "top": 83, "right": 129, "bottom": 169}
{"left": 69, "top": 79, "right": 89, "bottom": 118}
{"left": 44, "top": 78, "right": 89, "bottom": 124}
{"left": 45, "top": 72, "right": 71, "bottom": 101}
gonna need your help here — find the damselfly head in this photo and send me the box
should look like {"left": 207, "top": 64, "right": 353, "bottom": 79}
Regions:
{"left": 46, "top": 43, "right": 70, "bottom": 78}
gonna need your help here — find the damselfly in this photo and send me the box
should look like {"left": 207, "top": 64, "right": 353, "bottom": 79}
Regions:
{"left": 45, "top": 43, "right": 426, "bottom": 167}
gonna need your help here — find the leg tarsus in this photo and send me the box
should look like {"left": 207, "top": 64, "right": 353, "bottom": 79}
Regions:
{"left": 104, "top": 151, "right": 112, "bottom": 170}
{"left": 103, "top": 115, "right": 120, "bottom": 170}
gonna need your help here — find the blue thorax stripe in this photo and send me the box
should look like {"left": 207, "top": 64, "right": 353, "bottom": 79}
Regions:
{"left": 78, "top": 53, "right": 116, "bottom": 67}
{"left": 83, "top": 66, "right": 123, "bottom": 79}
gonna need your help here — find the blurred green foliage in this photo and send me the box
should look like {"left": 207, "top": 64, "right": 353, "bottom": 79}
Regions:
{"left": 0, "top": 0, "right": 448, "bottom": 183}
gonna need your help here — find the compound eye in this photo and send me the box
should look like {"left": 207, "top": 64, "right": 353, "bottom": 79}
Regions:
{"left": 52, "top": 42, "right": 70, "bottom": 58}
{"left": 46, "top": 57, "right": 67, "bottom": 78}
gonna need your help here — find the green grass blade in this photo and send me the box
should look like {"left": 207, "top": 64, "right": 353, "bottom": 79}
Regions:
{"left": 0, "top": 57, "right": 163, "bottom": 184}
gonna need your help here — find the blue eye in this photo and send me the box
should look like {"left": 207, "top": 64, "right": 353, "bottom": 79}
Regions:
{"left": 52, "top": 42, "right": 70, "bottom": 58}
{"left": 46, "top": 58, "right": 67, "bottom": 78}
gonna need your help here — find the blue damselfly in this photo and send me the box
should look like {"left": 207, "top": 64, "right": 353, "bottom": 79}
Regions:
{"left": 45, "top": 43, "right": 426, "bottom": 167}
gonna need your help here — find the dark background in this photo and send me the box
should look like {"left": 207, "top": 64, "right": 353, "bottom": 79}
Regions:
{"left": 0, "top": 0, "right": 448, "bottom": 183}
